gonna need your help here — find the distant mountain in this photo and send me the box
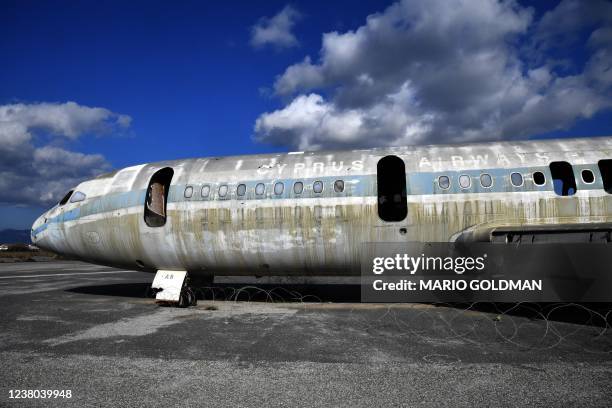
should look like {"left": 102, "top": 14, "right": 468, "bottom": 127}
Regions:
{"left": 0, "top": 229, "right": 31, "bottom": 244}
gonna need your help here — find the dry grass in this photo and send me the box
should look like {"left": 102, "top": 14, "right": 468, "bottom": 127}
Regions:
{"left": 0, "top": 250, "right": 60, "bottom": 262}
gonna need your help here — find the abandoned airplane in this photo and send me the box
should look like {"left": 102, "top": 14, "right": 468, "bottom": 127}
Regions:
{"left": 31, "top": 137, "right": 612, "bottom": 305}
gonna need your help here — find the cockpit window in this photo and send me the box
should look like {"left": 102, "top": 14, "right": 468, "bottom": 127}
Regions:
{"left": 70, "top": 191, "right": 87, "bottom": 203}
{"left": 59, "top": 190, "right": 74, "bottom": 205}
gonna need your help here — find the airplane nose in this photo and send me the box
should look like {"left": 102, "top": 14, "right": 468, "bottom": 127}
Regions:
{"left": 31, "top": 213, "right": 46, "bottom": 246}
{"left": 31, "top": 218, "right": 40, "bottom": 243}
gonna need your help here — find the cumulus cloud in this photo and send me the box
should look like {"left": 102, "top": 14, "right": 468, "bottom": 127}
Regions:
{"left": 250, "top": 5, "right": 302, "bottom": 49}
{"left": 0, "top": 101, "right": 130, "bottom": 139}
{"left": 254, "top": 0, "right": 612, "bottom": 150}
{"left": 256, "top": 89, "right": 434, "bottom": 150}
{"left": 0, "top": 101, "right": 131, "bottom": 206}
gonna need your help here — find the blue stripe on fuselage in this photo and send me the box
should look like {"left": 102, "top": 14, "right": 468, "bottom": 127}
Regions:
{"left": 34, "top": 164, "right": 605, "bottom": 229}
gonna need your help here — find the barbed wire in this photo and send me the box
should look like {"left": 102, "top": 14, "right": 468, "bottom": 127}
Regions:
{"left": 186, "top": 284, "right": 612, "bottom": 354}
{"left": 192, "top": 285, "right": 323, "bottom": 303}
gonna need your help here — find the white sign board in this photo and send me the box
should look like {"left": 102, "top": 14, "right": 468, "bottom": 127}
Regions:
{"left": 151, "top": 270, "right": 187, "bottom": 302}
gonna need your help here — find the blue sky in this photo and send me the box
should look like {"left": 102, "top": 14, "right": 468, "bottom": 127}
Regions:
{"left": 1, "top": 0, "right": 611, "bottom": 229}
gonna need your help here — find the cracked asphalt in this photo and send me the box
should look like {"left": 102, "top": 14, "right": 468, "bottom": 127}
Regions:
{"left": 0, "top": 261, "right": 611, "bottom": 407}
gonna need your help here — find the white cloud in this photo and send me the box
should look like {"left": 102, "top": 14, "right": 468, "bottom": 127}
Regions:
{"left": 0, "top": 122, "right": 32, "bottom": 151}
{"left": 0, "top": 101, "right": 130, "bottom": 139}
{"left": 0, "top": 101, "right": 130, "bottom": 206}
{"left": 255, "top": 87, "right": 435, "bottom": 150}
{"left": 255, "top": 0, "right": 612, "bottom": 150}
{"left": 251, "top": 5, "right": 301, "bottom": 49}
{"left": 274, "top": 56, "right": 325, "bottom": 94}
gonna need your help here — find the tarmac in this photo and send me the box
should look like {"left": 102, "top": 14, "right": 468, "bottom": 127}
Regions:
{"left": 0, "top": 260, "right": 611, "bottom": 407}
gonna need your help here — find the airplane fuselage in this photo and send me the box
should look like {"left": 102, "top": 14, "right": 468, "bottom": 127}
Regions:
{"left": 31, "top": 137, "right": 612, "bottom": 277}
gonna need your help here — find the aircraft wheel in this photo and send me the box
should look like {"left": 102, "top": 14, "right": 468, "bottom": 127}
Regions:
{"left": 177, "top": 290, "right": 189, "bottom": 308}
{"left": 187, "top": 287, "right": 197, "bottom": 306}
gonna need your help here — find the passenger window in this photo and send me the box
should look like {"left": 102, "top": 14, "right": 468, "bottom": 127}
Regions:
{"left": 274, "top": 182, "right": 284, "bottom": 195}
{"left": 598, "top": 160, "right": 612, "bottom": 193}
{"left": 459, "top": 175, "right": 471, "bottom": 189}
{"left": 59, "top": 190, "right": 74, "bottom": 205}
{"left": 533, "top": 171, "right": 546, "bottom": 186}
{"left": 510, "top": 172, "right": 523, "bottom": 187}
{"left": 255, "top": 183, "right": 265, "bottom": 196}
{"left": 218, "top": 185, "right": 228, "bottom": 198}
{"left": 293, "top": 181, "right": 304, "bottom": 194}
{"left": 550, "top": 161, "right": 576, "bottom": 196}
{"left": 313, "top": 181, "right": 323, "bottom": 194}
{"left": 334, "top": 180, "right": 344, "bottom": 193}
{"left": 438, "top": 176, "right": 450, "bottom": 190}
{"left": 237, "top": 184, "right": 246, "bottom": 196}
{"left": 581, "top": 169, "right": 595, "bottom": 184}
{"left": 201, "top": 185, "right": 210, "bottom": 198}
{"left": 377, "top": 155, "right": 407, "bottom": 222}
{"left": 70, "top": 191, "right": 87, "bottom": 203}
{"left": 480, "top": 174, "right": 492, "bottom": 188}
{"left": 184, "top": 186, "right": 193, "bottom": 198}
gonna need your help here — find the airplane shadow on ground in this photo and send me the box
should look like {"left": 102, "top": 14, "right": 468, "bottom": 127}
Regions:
{"left": 66, "top": 282, "right": 612, "bottom": 328}
{"left": 66, "top": 282, "right": 362, "bottom": 302}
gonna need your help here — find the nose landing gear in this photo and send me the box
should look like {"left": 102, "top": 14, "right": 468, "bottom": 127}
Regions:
{"left": 150, "top": 270, "right": 198, "bottom": 308}
{"left": 178, "top": 283, "right": 197, "bottom": 308}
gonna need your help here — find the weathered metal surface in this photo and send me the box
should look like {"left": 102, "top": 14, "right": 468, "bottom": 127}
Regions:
{"left": 31, "top": 137, "right": 612, "bottom": 276}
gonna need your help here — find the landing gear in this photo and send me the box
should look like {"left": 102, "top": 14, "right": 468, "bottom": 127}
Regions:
{"left": 151, "top": 270, "right": 198, "bottom": 308}
{"left": 178, "top": 285, "right": 197, "bottom": 308}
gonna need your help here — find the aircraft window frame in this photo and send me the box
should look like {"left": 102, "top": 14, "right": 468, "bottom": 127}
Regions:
{"left": 218, "top": 185, "right": 228, "bottom": 198}
{"left": 69, "top": 191, "right": 87, "bottom": 203}
{"left": 533, "top": 171, "right": 546, "bottom": 186}
{"left": 274, "top": 182, "right": 284, "bottom": 195}
{"left": 549, "top": 161, "right": 577, "bottom": 196}
{"left": 377, "top": 155, "right": 407, "bottom": 222}
{"left": 598, "top": 160, "right": 612, "bottom": 193}
{"left": 255, "top": 183, "right": 266, "bottom": 196}
{"left": 458, "top": 175, "right": 471, "bottom": 189}
{"left": 334, "top": 180, "right": 344, "bottom": 193}
{"left": 581, "top": 169, "right": 595, "bottom": 184}
{"left": 201, "top": 185, "right": 210, "bottom": 198}
{"left": 293, "top": 181, "right": 304, "bottom": 194}
{"left": 144, "top": 167, "right": 174, "bottom": 228}
{"left": 184, "top": 186, "right": 193, "bottom": 198}
{"left": 313, "top": 180, "right": 324, "bottom": 194}
{"left": 438, "top": 176, "right": 450, "bottom": 190}
{"left": 510, "top": 172, "right": 524, "bottom": 187}
{"left": 237, "top": 183, "right": 246, "bottom": 196}
{"left": 480, "top": 173, "right": 493, "bottom": 188}
{"left": 59, "top": 190, "right": 74, "bottom": 206}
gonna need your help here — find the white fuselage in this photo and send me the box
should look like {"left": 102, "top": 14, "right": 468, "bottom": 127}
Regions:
{"left": 31, "top": 137, "right": 612, "bottom": 276}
